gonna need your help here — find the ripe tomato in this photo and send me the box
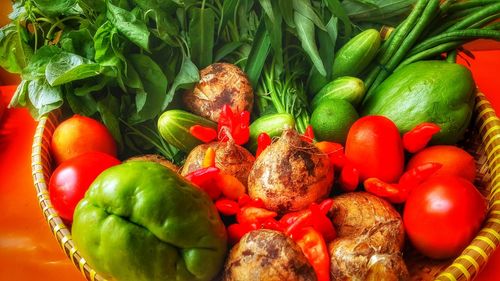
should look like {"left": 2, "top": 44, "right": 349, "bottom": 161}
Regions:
{"left": 49, "top": 152, "right": 120, "bottom": 221}
{"left": 403, "top": 176, "right": 487, "bottom": 259}
{"left": 345, "top": 115, "right": 404, "bottom": 182}
{"left": 406, "top": 145, "right": 476, "bottom": 182}
{"left": 51, "top": 115, "right": 117, "bottom": 165}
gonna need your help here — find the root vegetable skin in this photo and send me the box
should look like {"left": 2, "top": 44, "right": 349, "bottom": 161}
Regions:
{"left": 248, "top": 130, "right": 334, "bottom": 214}
{"left": 183, "top": 63, "right": 254, "bottom": 122}
{"left": 181, "top": 141, "right": 255, "bottom": 187}
{"left": 328, "top": 192, "right": 408, "bottom": 281}
{"left": 223, "top": 229, "right": 317, "bottom": 281}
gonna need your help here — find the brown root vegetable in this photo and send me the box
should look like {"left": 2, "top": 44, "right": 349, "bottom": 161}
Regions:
{"left": 183, "top": 63, "right": 253, "bottom": 122}
{"left": 125, "top": 154, "right": 179, "bottom": 172}
{"left": 181, "top": 140, "right": 255, "bottom": 187}
{"left": 248, "top": 129, "right": 333, "bottom": 214}
{"left": 223, "top": 229, "right": 317, "bottom": 281}
{"left": 328, "top": 192, "right": 409, "bottom": 281}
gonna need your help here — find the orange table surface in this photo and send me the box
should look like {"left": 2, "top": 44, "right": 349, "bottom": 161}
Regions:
{"left": 0, "top": 50, "right": 499, "bottom": 280}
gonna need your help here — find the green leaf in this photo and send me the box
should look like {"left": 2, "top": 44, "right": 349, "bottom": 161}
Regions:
{"left": 67, "top": 91, "right": 98, "bottom": 116}
{"left": 188, "top": 7, "right": 215, "bottom": 68}
{"left": 342, "top": 0, "right": 415, "bottom": 23}
{"left": 279, "top": 0, "right": 295, "bottom": 28}
{"left": 28, "top": 79, "right": 64, "bottom": 118}
{"left": 218, "top": 0, "right": 239, "bottom": 36}
{"left": 0, "top": 23, "right": 32, "bottom": 74}
{"left": 244, "top": 20, "right": 271, "bottom": 88}
{"left": 74, "top": 77, "right": 109, "bottom": 96}
{"left": 33, "top": 0, "right": 78, "bottom": 16}
{"left": 260, "top": 0, "right": 283, "bottom": 75}
{"left": 45, "top": 52, "right": 102, "bottom": 86}
{"left": 132, "top": 0, "right": 180, "bottom": 45}
{"left": 214, "top": 41, "right": 245, "bottom": 62}
{"left": 294, "top": 11, "right": 326, "bottom": 76}
{"left": 9, "top": 80, "right": 29, "bottom": 108}
{"left": 97, "top": 93, "right": 123, "bottom": 149}
{"left": 318, "top": 16, "right": 338, "bottom": 77}
{"left": 163, "top": 57, "right": 199, "bottom": 110}
{"left": 107, "top": 1, "right": 150, "bottom": 50}
{"left": 59, "top": 29, "right": 95, "bottom": 60}
{"left": 292, "top": 0, "right": 326, "bottom": 31}
{"left": 323, "top": 0, "right": 353, "bottom": 36}
{"left": 128, "top": 54, "right": 168, "bottom": 123}
{"left": 22, "top": 45, "right": 62, "bottom": 80}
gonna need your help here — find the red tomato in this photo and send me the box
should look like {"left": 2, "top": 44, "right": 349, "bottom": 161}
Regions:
{"left": 49, "top": 152, "right": 120, "bottom": 221}
{"left": 51, "top": 115, "right": 117, "bottom": 165}
{"left": 345, "top": 116, "right": 404, "bottom": 182}
{"left": 406, "top": 145, "right": 476, "bottom": 182}
{"left": 403, "top": 176, "right": 487, "bottom": 259}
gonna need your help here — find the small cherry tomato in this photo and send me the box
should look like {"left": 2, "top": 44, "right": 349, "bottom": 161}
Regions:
{"left": 51, "top": 115, "right": 117, "bottom": 164}
{"left": 345, "top": 116, "right": 404, "bottom": 182}
{"left": 49, "top": 152, "right": 121, "bottom": 221}
{"left": 406, "top": 145, "right": 476, "bottom": 182}
{"left": 403, "top": 176, "right": 487, "bottom": 259}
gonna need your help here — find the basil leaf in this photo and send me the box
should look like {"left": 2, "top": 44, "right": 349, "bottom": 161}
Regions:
{"left": 9, "top": 80, "right": 29, "bottom": 108}
{"left": 28, "top": 79, "right": 64, "bottom": 118}
{"left": 33, "top": 0, "right": 78, "bottom": 16}
{"left": 22, "top": 45, "right": 62, "bottom": 80}
{"left": 163, "top": 57, "right": 199, "bottom": 110}
{"left": 107, "top": 1, "right": 150, "bottom": 50}
{"left": 60, "top": 28, "right": 95, "bottom": 60}
{"left": 45, "top": 52, "right": 102, "bottom": 86}
{"left": 67, "top": 91, "right": 98, "bottom": 116}
{"left": 97, "top": 93, "right": 123, "bottom": 149}
{"left": 0, "top": 23, "right": 32, "bottom": 74}
{"left": 188, "top": 7, "right": 215, "bottom": 68}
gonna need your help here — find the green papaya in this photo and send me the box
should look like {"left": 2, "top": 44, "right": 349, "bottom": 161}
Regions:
{"left": 361, "top": 60, "right": 475, "bottom": 144}
{"left": 332, "top": 29, "right": 381, "bottom": 78}
{"left": 157, "top": 110, "right": 217, "bottom": 153}
{"left": 311, "top": 76, "right": 366, "bottom": 109}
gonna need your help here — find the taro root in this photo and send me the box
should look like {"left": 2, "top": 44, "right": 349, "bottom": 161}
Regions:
{"left": 181, "top": 140, "right": 255, "bottom": 187}
{"left": 328, "top": 192, "right": 409, "bottom": 281}
{"left": 223, "top": 229, "right": 317, "bottom": 281}
{"left": 183, "top": 63, "right": 253, "bottom": 122}
{"left": 248, "top": 129, "right": 333, "bottom": 214}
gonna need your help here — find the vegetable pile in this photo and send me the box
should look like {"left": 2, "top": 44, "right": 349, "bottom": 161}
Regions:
{"left": 2, "top": 0, "right": 500, "bottom": 280}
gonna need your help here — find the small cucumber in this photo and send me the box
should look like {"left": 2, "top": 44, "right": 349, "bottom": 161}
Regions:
{"left": 247, "top": 113, "right": 295, "bottom": 152}
{"left": 311, "top": 76, "right": 366, "bottom": 110}
{"left": 332, "top": 29, "right": 381, "bottom": 78}
{"left": 157, "top": 110, "right": 217, "bottom": 153}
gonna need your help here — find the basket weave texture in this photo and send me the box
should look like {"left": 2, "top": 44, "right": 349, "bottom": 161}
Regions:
{"left": 31, "top": 93, "right": 500, "bottom": 281}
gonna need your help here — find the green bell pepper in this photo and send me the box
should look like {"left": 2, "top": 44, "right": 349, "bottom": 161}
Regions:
{"left": 72, "top": 161, "right": 227, "bottom": 281}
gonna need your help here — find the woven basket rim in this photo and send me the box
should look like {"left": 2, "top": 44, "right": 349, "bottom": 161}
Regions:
{"left": 31, "top": 92, "right": 500, "bottom": 281}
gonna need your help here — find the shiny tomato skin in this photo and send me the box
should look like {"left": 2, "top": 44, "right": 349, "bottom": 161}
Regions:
{"left": 49, "top": 152, "right": 121, "bottom": 221}
{"left": 51, "top": 115, "right": 117, "bottom": 165}
{"left": 406, "top": 145, "right": 476, "bottom": 182}
{"left": 345, "top": 115, "right": 404, "bottom": 182}
{"left": 403, "top": 176, "right": 487, "bottom": 259}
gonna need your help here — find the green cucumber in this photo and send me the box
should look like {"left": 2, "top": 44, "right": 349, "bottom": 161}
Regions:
{"left": 311, "top": 76, "right": 366, "bottom": 110}
{"left": 332, "top": 29, "right": 381, "bottom": 78}
{"left": 157, "top": 110, "right": 217, "bottom": 153}
{"left": 247, "top": 113, "right": 295, "bottom": 153}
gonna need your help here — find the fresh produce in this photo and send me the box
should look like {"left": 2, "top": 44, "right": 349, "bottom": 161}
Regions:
{"left": 345, "top": 116, "right": 404, "bottom": 182}
{"left": 406, "top": 145, "right": 476, "bottom": 182}
{"left": 402, "top": 122, "right": 441, "bottom": 153}
{"left": 125, "top": 154, "right": 179, "bottom": 172}
{"left": 51, "top": 115, "right": 117, "bottom": 164}
{"left": 248, "top": 113, "right": 295, "bottom": 152}
{"left": 72, "top": 161, "right": 227, "bottom": 281}
{"left": 49, "top": 152, "right": 120, "bottom": 221}
{"left": 181, "top": 140, "right": 255, "bottom": 188}
{"left": 404, "top": 176, "right": 487, "bottom": 259}
{"left": 362, "top": 61, "right": 475, "bottom": 144}
{"left": 223, "top": 229, "right": 317, "bottom": 281}
{"left": 157, "top": 110, "right": 217, "bottom": 153}
{"left": 310, "top": 76, "right": 366, "bottom": 109}
{"left": 310, "top": 99, "right": 359, "bottom": 144}
{"left": 183, "top": 63, "right": 253, "bottom": 122}
{"left": 248, "top": 130, "right": 333, "bottom": 214}
{"left": 331, "top": 29, "right": 381, "bottom": 79}
{"left": 328, "top": 192, "right": 408, "bottom": 280}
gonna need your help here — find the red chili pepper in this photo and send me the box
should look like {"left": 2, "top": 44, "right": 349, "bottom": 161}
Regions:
{"left": 301, "top": 125, "right": 315, "bottom": 143}
{"left": 283, "top": 209, "right": 312, "bottom": 236}
{"left": 364, "top": 178, "right": 407, "bottom": 203}
{"left": 217, "top": 104, "right": 250, "bottom": 145}
{"left": 309, "top": 203, "right": 336, "bottom": 242}
{"left": 215, "top": 198, "right": 240, "bottom": 216}
{"left": 237, "top": 206, "right": 278, "bottom": 226}
{"left": 260, "top": 218, "right": 284, "bottom": 232}
{"left": 189, "top": 125, "right": 217, "bottom": 143}
{"left": 227, "top": 223, "right": 257, "bottom": 245}
{"left": 403, "top": 122, "right": 441, "bottom": 153}
{"left": 256, "top": 132, "right": 272, "bottom": 158}
{"left": 399, "top": 162, "right": 443, "bottom": 189}
{"left": 185, "top": 167, "right": 221, "bottom": 200}
{"left": 318, "top": 199, "right": 334, "bottom": 214}
{"left": 293, "top": 227, "right": 330, "bottom": 281}
{"left": 315, "top": 141, "right": 345, "bottom": 170}
{"left": 339, "top": 162, "right": 359, "bottom": 192}
{"left": 237, "top": 194, "right": 265, "bottom": 208}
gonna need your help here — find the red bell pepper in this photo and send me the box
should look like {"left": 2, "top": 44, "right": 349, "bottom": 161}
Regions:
{"left": 256, "top": 132, "right": 271, "bottom": 157}
{"left": 189, "top": 125, "right": 218, "bottom": 143}
{"left": 293, "top": 227, "right": 330, "bottom": 281}
{"left": 184, "top": 167, "right": 221, "bottom": 200}
{"left": 403, "top": 122, "right": 440, "bottom": 153}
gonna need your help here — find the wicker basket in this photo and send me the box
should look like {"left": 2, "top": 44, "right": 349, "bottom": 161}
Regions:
{"left": 31, "top": 92, "right": 500, "bottom": 281}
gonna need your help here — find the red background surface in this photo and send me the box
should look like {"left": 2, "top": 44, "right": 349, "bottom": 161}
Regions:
{"left": 0, "top": 50, "right": 499, "bottom": 280}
